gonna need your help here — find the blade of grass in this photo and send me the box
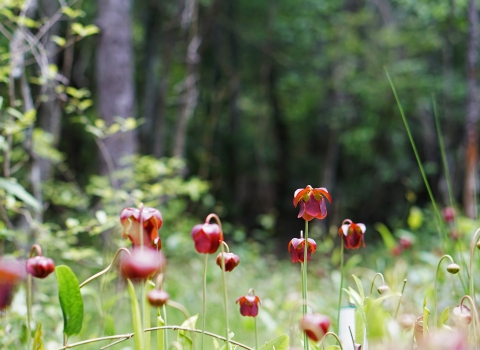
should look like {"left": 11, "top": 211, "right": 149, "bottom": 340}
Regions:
{"left": 385, "top": 69, "right": 467, "bottom": 293}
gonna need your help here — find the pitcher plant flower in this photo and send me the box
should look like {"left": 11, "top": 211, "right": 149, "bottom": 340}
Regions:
{"left": 300, "top": 313, "right": 331, "bottom": 342}
{"left": 288, "top": 237, "right": 317, "bottom": 264}
{"left": 0, "top": 259, "right": 25, "bottom": 310}
{"left": 120, "top": 247, "right": 166, "bottom": 280}
{"left": 293, "top": 186, "right": 332, "bottom": 221}
{"left": 236, "top": 291, "right": 261, "bottom": 317}
{"left": 26, "top": 256, "right": 55, "bottom": 279}
{"left": 216, "top": 252, "right": 240, "bottom": 272}
{"left": 338, "top": 219, "right": 366, "bottom": 249}
{"left": 120, "top": 205, "right": 163, "bottom": 248}
{"left": 191, "top": 222, "right": 223, "bottom": 254}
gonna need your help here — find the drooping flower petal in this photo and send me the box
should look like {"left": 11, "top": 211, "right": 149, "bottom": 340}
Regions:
{"left": 313, "top": 187, "right": 332, "bottom": 203}
{"left": 293, "top": 187, "right": 311, "bottom": 207}
{"left": 305, "top": 194, "right": 321, "bottom": 217}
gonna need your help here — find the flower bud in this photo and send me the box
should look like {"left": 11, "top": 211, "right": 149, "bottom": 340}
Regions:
{"left": 476, "top": 241, "right": 480, "bottom": 250}
{"left": 453, "top": 305, "right": 472, "bottom": 327}
{"left": 216, "top": 252, "right": 240, "bottom": 272}
{"left": 446, "top": 263, "right": 460, "bottom": 274}
{"left": 26, "top": 256, "right": 55, "bottom": 279}
{"left": 147, "top": 289, "right": 169, "bottom": 307}
{"left": 236, "top": 294, "right": 261, "bottom": 317}
{"left": 397, "top": 313, "right": 416, "bottom": 329}
{"left": 121, "top": 248, "right": 166, "bottom": 281}
{"left": 191, "top": 223, "right": 223, "bottom": 254}
{"left": 377, "top": 285, "right": 390, "bottom": 294}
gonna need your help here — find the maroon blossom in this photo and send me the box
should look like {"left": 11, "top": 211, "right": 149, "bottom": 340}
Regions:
{"left": 120, "top": 206, "right": 163, "bottom": 248}
{"left": 216, "top": 252, "right": 240, "bottom": 272}
{"left": 288, "top": 238, "right": 317, "bottom": 264}
{"left": 442, "top": 207, "right": 455, "bottom": 223}
{"left": 191, "top": 223, "right": 223, "bottom": 254}
{"left": 236, "top": 293, "right": 261, "bottom": 317}
{"left": 338, "top": 219, "right": 366, "bottom": 249}
{"left": 26, "top": 256, "right": 55, "bottom": 279}
{"left": 147, "top": 289, "right": 170, "bottom": 307}
{"left": 0, "top": 259, "right": 25, "bottom": 310}
{"left": 293, "top": 186, "right": 332, "bottom": 221}
{"left": 300, "top": 313, "right": 331, "bottom": 342}
{"left": 121, "top": 247, "right": 166, "bottom": 281}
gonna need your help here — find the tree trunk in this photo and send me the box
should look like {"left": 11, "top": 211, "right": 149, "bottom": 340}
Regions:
{"left": 96, "top": 0, "right": 137, "bottom": 176}
{"left": 464, "top": 0, "right": 478, "bottom": 219}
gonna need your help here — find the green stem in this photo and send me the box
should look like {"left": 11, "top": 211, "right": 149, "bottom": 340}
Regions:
{"left": 220, "top": 241, "right": 230, "bottom": 349}
{"left": 302, "top": 220, "right": 309, "bottom": 350}
{"left": 163, "top": 304, "right": 168, "bottom": 350}
{"left": 434, "top": 255, "right": 455, "bottom": 327}
{"left": 369, "top": 272, "right": 386, "bottom": 297}
{"left": 254, "top": 317, "right": 258, "bottom": 350}
{"left": 26, "top": 274, "right": 32, "bottom": 348}
{"left": 469, "top": 228, "right": 480, "bottom": 301}
{"left": 394, "top": 279, "right": 407, "bottom": 319}
{"left": 337, "top": 240, "right": 344, "bottom": 333}
{"left": 319, "top": 332, "right": 344, "bottom": 350}
{"left": 201, "top": 253, "right": 208, "bottom": 350}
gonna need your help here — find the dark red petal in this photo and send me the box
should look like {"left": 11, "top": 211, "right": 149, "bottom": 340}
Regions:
{"left": 240, "top": 303, "right": 250, "bottom": 316}
{"left": 315, "top": 198, "right": 328, "bottom": 220}
{"left": 249, "top": 303, "right": 259, "bottom": 317}
{"left": 305, "top": 194, "right": 321, "bottom": 217}
{"left": 297, "top": 201, "right": 306, "bottom": 218}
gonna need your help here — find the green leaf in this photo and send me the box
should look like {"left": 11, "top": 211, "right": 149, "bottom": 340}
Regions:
{"left": 352, "top": 275, "right": 365, "bottom": 301}
{"left": 51, "top": 35, "right": 66, "bottom": 47}
{"left": 177, "top": 315, "right": 198, "bottom": 350}
{"left": 56, "top": 266, "right": 84, "bottom": 337}
{"left": 127, "top": 279, "right": 144, "bottom": 350}
{"left": 32, "top": 323, "right": 44, "bottom": 350}
{"left": 259, "top": 334, "right": 289, "bottom": 350}
{"left": 375, "top": 223, "right": 396, "bottom": 250}
{"left": 439, "top": 306, "right": 450, "bottom": 328}
{"left": 0, "top": 178, "right": 41, "bottom": 211}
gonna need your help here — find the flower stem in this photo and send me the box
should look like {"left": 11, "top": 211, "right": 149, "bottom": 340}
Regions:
{"left": 26, "top": 274, "right": 32, "bottom": 348}
{"left": 163, "top": 304, "right": 169, "bottom": 350}
{"left": 201, "top": 253, "right": 208, "bottom": 350}
{"left": 337, "top": 240, "right": 344, "bottom": 333}
{"left": 369, "top": 273, "right": 386, "bottom": 296}
{"left": 319, "top": 332, "right": 344, "bottom": 350}
{"left": 220, "top": 240, "right": 231, "bottom": 349}
{"left": 254, "top": 317, "right": 258, "bottom": 350}
{"left": 459, "top": 295, "right": 480, "bottom": 349}
{"left": 394, "top": 279, "right": 407, "bottom": 319}
{"left": 434, "top": 254, "right": 455, "bottom": 327}
{"left": 302, "top": 220, "right": 309, "bottom": 350}
{"left": 469, "top": 228, "right": 480, "bottom": 300}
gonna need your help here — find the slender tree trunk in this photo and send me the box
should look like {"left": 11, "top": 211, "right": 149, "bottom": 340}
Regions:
{"left": 96, "top": 0, "right": 137, "bottom": 175}
{"left": 172, "top": 0, "right": 200, "bottom": 158}
{"left": 464, "top": 0, "right": 478, "bottom": 219}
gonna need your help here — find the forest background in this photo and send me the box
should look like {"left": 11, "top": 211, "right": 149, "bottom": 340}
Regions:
{"left": 1, "top": 0, "right": 480, "bottom": 347}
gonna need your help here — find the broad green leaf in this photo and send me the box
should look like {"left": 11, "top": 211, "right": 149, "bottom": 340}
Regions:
{"left": 352, "top": 275, "right": 365, "bottom": 301}
{"left": 178, "top": 315, "right": 198, "bottom": 350}
{"left": 56, "top": 266, "right": 84, "bottom": 336}
{"left": 32, "top": 323, "right": 44, "bottom": 350}
{"left": 0, "top": 178, "right": 41, "bottom": 211}
{"left": 259, "top": 334, "right": 289, "bottom": 350}
{"left": 127, "top": 279, "right": 144, "bottom": 350}
{"left": 439, "top": 306, "right": 450, "bottom": 328}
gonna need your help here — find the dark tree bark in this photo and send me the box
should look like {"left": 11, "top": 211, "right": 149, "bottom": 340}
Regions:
{"left": 96, "top": 0, "right": 137, "bottom": 175}
{"left": 464, "top": 0, "right": 478, "bottom": 218}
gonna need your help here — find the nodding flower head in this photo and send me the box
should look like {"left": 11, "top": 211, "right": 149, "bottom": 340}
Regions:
{"left": 147, "top": 289, "right": 170, "bottom": 307}
{"left": 338, "top": 219, "right": 366, "bottom": 249}
{"left": 120, "top": 205, "right": 163, "bottom": 248}
{"left": 300, "top": 313, "right": 331, "bottom": 342}
{"left": 191, "top": 223, "right": 223, "bottom": 254}
{"left": 121, "top": 247, "right": 166, "bottom": 281}
{"left": 216, "top": 252, "right": 240, "bottom": 272}
{"left": 0, "top": 259, "right": 25, "bottom": 311}
{"left": 26, "top": 256, "right": 55, "bottom": 279}
{"left": 236, "top": 293, "right": 261, "bottom": 317}
{"left": 288, "top": 238, "right": 316, "bottom": 264}
{"left": 293, "top": 186, "right": 332, "bottom": 221}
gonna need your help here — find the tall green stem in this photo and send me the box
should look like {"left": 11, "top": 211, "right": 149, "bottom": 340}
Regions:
{"left": 469, "top": 228, "right": 480, "bottom": 301}
{"left": 201, "top": 254, "right": 208, "bottom": 350}
{"left": 302, "top": 220, "right": 309, "bottom": 350}
{"left": 163, "top": 304, "right": 168, "bottom": 350}
{"left": 26, "top": 274, "right": 32, "bottom": 348}
{"left": 254, "top": 317, "right": 258, "bottom": 350}
{"left": 337, "top": 240, "right": 344, "bottom": 332}
{"left": 220, "top": 241, "right": 230, "bottom": 349}
{"left": 434, "top": 254, "right": 455, "bottom": 326}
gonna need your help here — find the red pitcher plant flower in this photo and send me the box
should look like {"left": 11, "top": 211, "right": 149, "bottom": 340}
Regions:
{"left": 121, "top": 247, "right": 166, "bottom": 280}
{"left": 26, "top": 256, "right": 55, "bottom": 279}
{"left": 236, "top": 289, "right": 261, "bottom": 317}
{"left": 300, "top": 313, "right": 331, "bottom": 342}
{"left": 120, "top": 204, "right": 163, "bottom": 248}
{"left": 338, "top": 219, "right": 366, "bottom": 249}
{"left": 288, "top": 237, "right": 316, "bottom": 264}
{"left": 293, "top": 185, "right": 332, "bottom": 221}
{"left": 191, "top": 222, "right": 223, "bottom": 254}
{"left": 216, "top": 252, "right": 240, "bottom": 272}
{"left": 0, "top": 259, "right": 25, "bottom": 310}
